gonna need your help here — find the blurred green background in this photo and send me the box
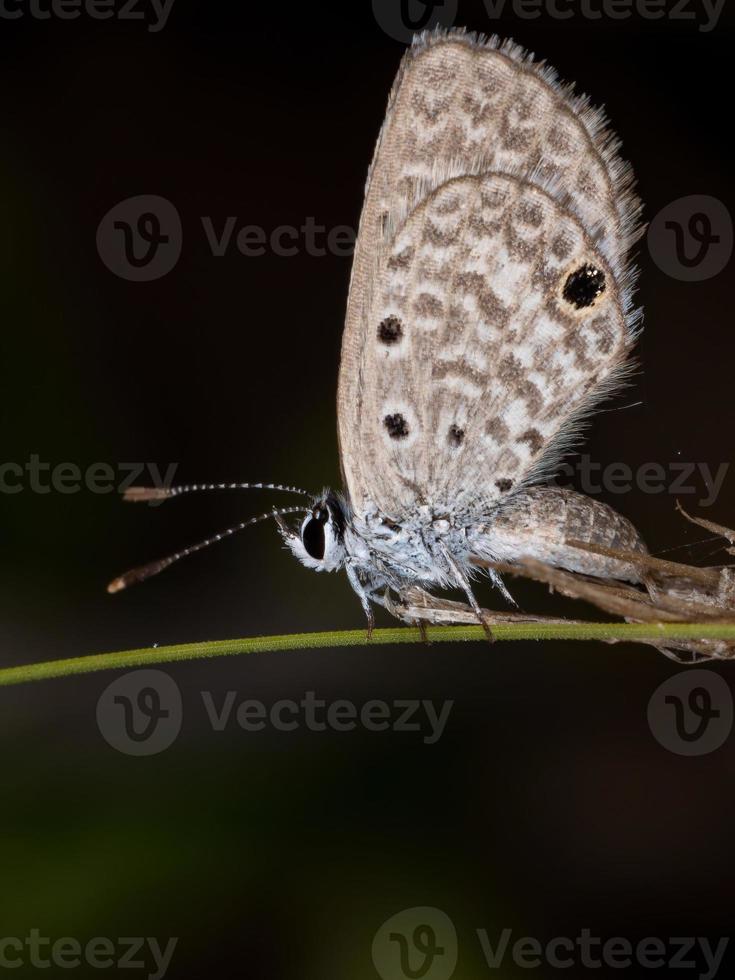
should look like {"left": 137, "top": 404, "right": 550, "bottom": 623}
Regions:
{"left": 1, "top": 1, "right": 734, "bottom": 977}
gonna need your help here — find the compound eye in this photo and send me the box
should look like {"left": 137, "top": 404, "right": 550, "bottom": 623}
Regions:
{"left": 302, "top": 511, "right": 327, "bottom": 560}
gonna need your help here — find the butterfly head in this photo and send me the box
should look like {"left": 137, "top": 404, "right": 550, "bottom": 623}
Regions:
{"left": 276, "top": 489, "right": 348, "bottom": 572}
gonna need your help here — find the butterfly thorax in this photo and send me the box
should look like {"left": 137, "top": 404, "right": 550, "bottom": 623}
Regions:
{"left": 345, "top": 504, "right": 479, "bottom": 594}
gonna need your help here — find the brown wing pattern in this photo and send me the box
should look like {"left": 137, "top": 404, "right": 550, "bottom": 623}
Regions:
{"left": 338, "top": 30, "right": 642, "bottom": 521}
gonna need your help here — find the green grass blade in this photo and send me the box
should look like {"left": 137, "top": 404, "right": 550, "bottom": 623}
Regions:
{"left": 2, "top": 622, "right": 735, "bottom": 686}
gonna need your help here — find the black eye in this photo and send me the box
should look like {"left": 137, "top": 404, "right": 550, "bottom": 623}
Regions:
{"left": 302, "top": 514, "right": 326, "bottom": 560}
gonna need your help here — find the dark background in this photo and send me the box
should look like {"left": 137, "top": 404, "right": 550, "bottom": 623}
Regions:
{"left": 1, "top": 0, "right": 734, "bottom": 977}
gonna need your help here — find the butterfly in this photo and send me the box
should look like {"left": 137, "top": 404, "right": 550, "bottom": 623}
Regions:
{"left": 110, "top": 28, "right": 649, "bottom": 636}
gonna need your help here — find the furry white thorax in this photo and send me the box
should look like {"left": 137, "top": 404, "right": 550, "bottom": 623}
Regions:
{"left": 280, "top": 490, "right": 502, "bottom": 603}
{"left": 349, "top": 503, "right": 477, "bottom": 588}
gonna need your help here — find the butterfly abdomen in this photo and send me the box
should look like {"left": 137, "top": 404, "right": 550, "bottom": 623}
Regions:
{"left": 475, "top": 487, "right": 647, "bottom": 583}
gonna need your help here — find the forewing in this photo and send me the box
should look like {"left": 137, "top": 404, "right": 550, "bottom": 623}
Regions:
{"left": 338, "top": 29, "right": 642, "bottom": 520}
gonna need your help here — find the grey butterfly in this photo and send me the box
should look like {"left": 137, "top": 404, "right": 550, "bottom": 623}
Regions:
{"left": 111, "top": 29, "right": 648, "bottom": 633}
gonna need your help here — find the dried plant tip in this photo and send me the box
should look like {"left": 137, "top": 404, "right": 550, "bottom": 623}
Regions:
{"left": 675, "top": 500, "right": 735, "bottom": 546}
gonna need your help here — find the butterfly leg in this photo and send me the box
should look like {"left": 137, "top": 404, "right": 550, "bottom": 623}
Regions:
{"left": 386, "top": 585, "right": 573, "bottom": 627}
{"left": 440, "top": 547, "right": 495, "bottom": 643}
{"left": 385, "top": 587, "right": 477, "bottom": 626}
{"left": 346, "top": 562, "right": 375, "bottom": 640}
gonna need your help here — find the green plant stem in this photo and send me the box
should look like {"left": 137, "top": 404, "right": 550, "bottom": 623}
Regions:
{"left": 1, "top": 622, "right": 735, "bottom": 687}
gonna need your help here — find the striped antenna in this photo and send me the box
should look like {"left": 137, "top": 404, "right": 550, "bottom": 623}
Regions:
{"left": 107, "top": 505, "right": 307, "bottom": 594}
{"left": 123, "top": 482, "right": 310, "bottom": 503}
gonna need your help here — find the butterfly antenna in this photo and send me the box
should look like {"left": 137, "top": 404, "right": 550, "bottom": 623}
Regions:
{"left": 107, "top": 505, "right": 308, "bottom": 594}
{"left": 123, "top": 481, "right": 310, "bottom": 502}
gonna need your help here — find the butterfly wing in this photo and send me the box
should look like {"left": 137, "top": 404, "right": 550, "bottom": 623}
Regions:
{"left": 337, "top": 29, "right": 642, "bottom": 521}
